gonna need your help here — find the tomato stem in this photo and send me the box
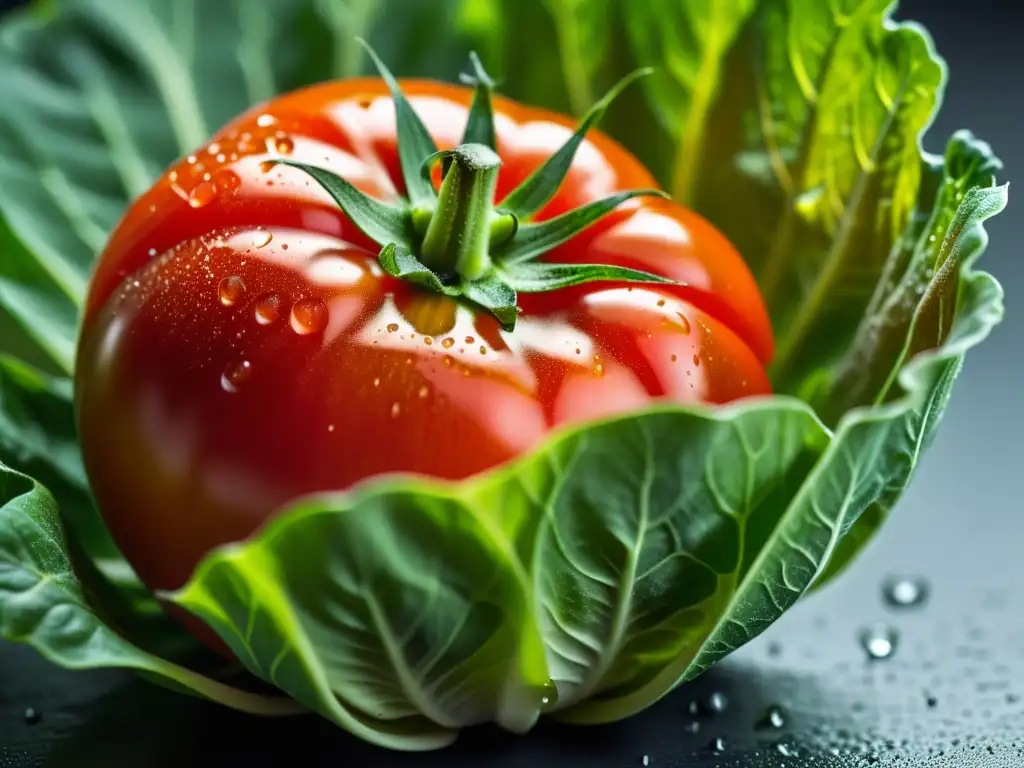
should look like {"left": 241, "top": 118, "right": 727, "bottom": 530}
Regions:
{"left": 419, "top": 143, "right": 508, "bottom": 281}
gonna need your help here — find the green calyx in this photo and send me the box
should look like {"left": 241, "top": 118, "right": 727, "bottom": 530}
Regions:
{"left": 273, "top": 41, "right": 671, "bottom": 330}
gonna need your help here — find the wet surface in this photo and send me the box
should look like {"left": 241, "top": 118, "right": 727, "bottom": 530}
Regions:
{"left": 3, "top": 0, "right": 1024, "bottom": 765}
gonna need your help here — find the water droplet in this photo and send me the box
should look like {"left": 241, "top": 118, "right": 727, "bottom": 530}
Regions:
{"left": 424, "top": 337, "right": 433, "bottom": 345}
{"left": 148, "top": 247, "right": 158, "bottom": 257}
{"left": 693, "top": 354, "right": 700, "bottom": 366}
{"left": 642, "top": 755, "right": 650, "bottom": 766}
{"left": 687, "top": 700, "right": 700, "bottom": 715}
{"left": 479, "top": 346, "right": 487, "bottom": 355}
{"left": 328, "top": 424, "right": 335, "bottom": 432}
{"left": 254, "top": 293, "right": 283, "bottom": 325}
{"left": 290, "top": 297, "right": 328, "bottom": 335}
{"left": 657, "top": 298, "right": 666, "bottom": 307}
{"left": 221, "top": 360, "right": 252, "bottom": 392}
{"left": 257, "top": 114, "right": 277, "bottom": 128}
{"left": 706, "top": 692, "right": 728, "bottom": 714}
{"left": 259, "top": 160, "right": 276, "bottom": 174}
{"left": 777, "top": 743, "right": 795, "bottom": 757}
{"left": 187, "top": 154, "right": 197, "bottom": 165}
{"left": 926, "top": 693, "right": 938, "bottom": 708}
{"left": 218, "top": 276, "right": 246, "bottom": 306}
{"left": 540, "top": 680, "right": 559, "bottom": 710}
{"left": 859, "top": 625, "right": 899, "bottom": 661}
{"left": 23, "top": 708, "right": 41, "bottom": 725}
{"left": 274, "top": 136, "right": 295, "bottom": 154}
{"left": 671, "top": 354, "right": 678, "bottom": 362}
{"left": 677, "top": 313, "right": 691, "bottom": 334}
{"left": 373, "top": 377, "right": 381, "bottom": 388}
{"left": 882, "top": 576, "right": 930, "bottom": 609}
{"left": 756, "top": 704, "right": 786, "bottom": 730}
{"left": 418, "top": 385, "right": 430, "bottom": 399}
{"left": 709, "top": 736, "right": 727, "bottom": 754}
{"left": 391, "top": 402, "right": 401, "bottom": 418}
{"left": 442, "top": 337, "right": 455, "bottom": 349}
{"left": 253, "top": 230, "right": 273, "bottom": 248}
{"left": 465, "top": 336, "right": 475, "bottom": 344}
{"left": 387, "top": 323, "right": 399, "bottom": 333}
{"left": 213, "top": 168, "right": 241, "bottom": 192}
{"left": 767, "top": 641, "right": 783, "bottom": 657}
{"left": 593, "top": 363, "right": 605, "bottom": 377}
{"left": 685, "top": 721, "right": 700, "bottom": 733}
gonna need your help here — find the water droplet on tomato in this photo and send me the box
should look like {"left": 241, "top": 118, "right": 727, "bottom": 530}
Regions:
{"left": 221, "top": 360, "right": 252, "bottom": 392}
{"left": 465, "top": 336, "right": 475, "bottom": 344}
{"left": 479, "top": 346, "right": 487, "bottom": 355}
{"left": 257, "top": 114, "right": 277, "bottom": 128}
{"left": 274, "top": 136, "right": 295, "bottom": 154}
{"left": 213, "top": 168, "right": 241, "bottom": 192}
{"left": 423, "top": 337, "right": 433, "bottom": 345}
{"left": 187, "top": 154, "right": 197, "bottom": 165}
{"left": 259, "top": 160, "right": 276, "bottom": 174}
{"left": 391, "top": 402, "right": 401, "bottom": 418}
{"left": 253, "top": 230, "right": 273, "bottom": 248}
{"left": 188, "top": 181, "right": 217, "bottom": 208}
{"left": 218, "top": 276, "right": 246, "bottom": 306}
{"left": 387, "top": 323, "right": 399, "bottom": 333}
{"left": 148, "top": 247, "right": 158, "bottom": 257}
{"left": 693, "top": 354, "right": 701, "bottom": 366}
{"left": 677, "top": 313, "right": 691, "bottom": 334}
{"left": 593, "top": 363, "right": 605, "bottom": 377}
{"left": 671, "top": 354, "right": 678, "bottom": 362}
{"left": 254, "top": 293, "right": 283, "bottom": 325}
{"left": 657, "top": 298, "right": 666, "bottom": 307}
{"left": 290, "top": 297, "right": 328, "bottom": 335}
{"left": 441, "top": 337, "right": 454, "bottom": 349}
{"left": 418, "top": 385, "right": 430, "bottom": 399}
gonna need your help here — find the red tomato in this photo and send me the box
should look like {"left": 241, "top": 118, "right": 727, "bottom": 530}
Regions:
{"left": 76, "top": 78, "right": 774, "bottom": 604}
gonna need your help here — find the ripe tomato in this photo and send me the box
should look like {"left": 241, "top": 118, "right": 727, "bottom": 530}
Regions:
{"left": 75, "top": 74, "right": 774, "bottom": 605}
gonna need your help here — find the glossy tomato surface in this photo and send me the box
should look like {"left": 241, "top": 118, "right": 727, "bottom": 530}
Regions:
{"left": 76, "top": 79, "right": 774, "bottom": 594}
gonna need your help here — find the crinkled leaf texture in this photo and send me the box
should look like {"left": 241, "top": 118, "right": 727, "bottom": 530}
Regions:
{"left": 0, "top": 0, "right": 1010, "bottom": 753}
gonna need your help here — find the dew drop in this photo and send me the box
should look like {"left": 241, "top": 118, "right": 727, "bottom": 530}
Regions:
{"left": 148, "top": 247, "right": 158, "bottom": 257}
{"left": 882, "top": 576, "right": 930, "bottom": 609}
{"left": 671, "top": 354, "right": 678, "bottom": 362}
{"left": 391, "top": 402, "right": 401, "bottom": 418}
{"left": 593, "top": 363, "right": 605, "bottom": 377}
{"left": 253, "top": 230, "right": 273, "bottom": 248}
{"left": 254, "top": 293, "right": 283, "bottom": 325}
{"left": 387, "top": 323, "right": 399, "bottom": 333}
{"left": 274, "top": 136, "right": 295, "bottom": 154}
{"left": 642, "top": 756, "right": 649, "bottom": 766}
{"left": 23, "top": 708, "right": 41, "bottom": 725}
{"left": 709, "top": 736, "right": 727, "bottom": 754}
{"left": 677, "top": 313, "right": 691, "bottom": 334}
{"left": 418, "top": 385, "right": 430, "bottom": 399}
{"left": 259, "top": 160, "right": 276, "bottom": 174}
{"left": 706, "top": 692, "right": 728, "bottom": 714}
{"left": 221, "top": 360, "right": 252, "bottom": 392}
{"left": 218, "top": 276, "right": 246, "bottom": 306}
{"left": 926, "top": 693, "right": 938, "bottom": 708}
{"left": 479, "top": 346, "right": 487, "bottom": 355}
{"left": 257, "top": 114, "right": 277, "bottom": 128}
{"left": 755, "top": 704, "right": 787, "bottom": 730}
{"left": 859, "top": 625, "right": 899, "bottom": 661}
{"left": 442, "top": 337, "right": 455, "bottom": 349}
{"left": 693, "top": 354, "right": 701, "bottom": 366}
{"left": 540, "top": 680, "right": 559, "bottom": 711}
{"left": 424, "top": 337, "right": 433, "bottom": 346}
{"left": 328, "top": 424, "right": 335, "bottom": 433}
{"left": 290, "top": 297, "right": 328, "bottom": 335}
{"left": 657, "top": 298, "right": 666, "bottom": 307}
{"left": 373, "top": 377, "right": 381, "bottom": 388}
{"left": 465, "top": 336, "right": 475, "bottom": 344}
{"left": 777, "top": 743, "right": 796, "bottom": 757}
{"left": 213, "top": 168, "right": 241, "bottom": 192}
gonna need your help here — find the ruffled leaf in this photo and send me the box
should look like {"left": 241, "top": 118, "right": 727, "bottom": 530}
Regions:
{"left": 502, "top": 261, "right": 674, "bottom": 292}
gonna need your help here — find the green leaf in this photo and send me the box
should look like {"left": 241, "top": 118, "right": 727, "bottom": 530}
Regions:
{"left": 499, "top": 189, "right": 667, "bottom": 265}
{"left": 276, "top": 161, "right": 414, "bottom": 249}
{"left": 623, "top": 0, "right": 757, "bottom": 200}
{"left": 459, "top": 51, "right": 498, "bottom": 150}
{"left": 461, "top": 273, "right": 520, "bottom": 329}
{"left": 169, "top": 401, "right": 825, "bottom": 740}
{"left": 502, "top": 261, "right": 674, "bottom": 292}
{"left": 378, "top": 244, "right": 461, "bottom": 296}
{"left": 499, "top": 68, "right": 652, "bottom": 219}
{"left": 682, "top": 3, "right": 946, "bottom": 392}
{"left": 358, "top": 38, "right": 441, "bottom": 206}
{"left": 0, "top": 460, "right": 305, "bottom": 717}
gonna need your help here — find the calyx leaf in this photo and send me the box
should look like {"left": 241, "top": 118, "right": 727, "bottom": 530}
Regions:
{"left": 502, "top": 261, "right": 674, "bottom": 292}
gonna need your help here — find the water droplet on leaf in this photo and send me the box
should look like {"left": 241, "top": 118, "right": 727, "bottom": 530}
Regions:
{"left": 213, "top": 169, "right": 241, "bottom": 192}
{"left": 218, "top": 276, "right": 246, "bottom": 306}
{"left": 290, "top": 297, "right": 328, "bottom": 335}
{"left": 540, "top": 680, "right": 559, "bottom": 711}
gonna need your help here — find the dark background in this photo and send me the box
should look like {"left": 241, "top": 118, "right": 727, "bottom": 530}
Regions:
{"left": 2, "top": 1, "right": 1023, "bottom": 766}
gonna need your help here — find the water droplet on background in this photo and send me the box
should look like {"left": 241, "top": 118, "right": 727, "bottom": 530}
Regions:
{"left": 255, "top": 293, "right": 283, "bottom": 325}
{"left": 709, "top": 736, "right": 727, "bottom": 754}
{"left": 218, "top": 276, "right": 246, "bottom": 306}
{"left": 706, "top": 692, "right": 728, "bottom": 714}
{"left": 289, "top": 297, "right": 328, "bottom": 335}
{"left": 777, "top": 743, "right": 796, "bottom": 757}
{"left": 859, "top": 625, "right": 899, "bottom": 661}
{"left": 23, "top": 708, "right": 41, "bottom": 725}
{"left": 756, "top": 704, "right": 787, "bottom": 730}
{"left": 882, "top": 576, "right": 930, "bottom": 609}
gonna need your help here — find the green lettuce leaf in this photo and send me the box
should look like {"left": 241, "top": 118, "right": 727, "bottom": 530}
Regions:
{"left": 0, "top": 0, "right": 1009, "bottom": 752}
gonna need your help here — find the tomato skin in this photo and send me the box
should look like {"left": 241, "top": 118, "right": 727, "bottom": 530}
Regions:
{"left": 76, "top": 79, "right": 774, "bottom": 597}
